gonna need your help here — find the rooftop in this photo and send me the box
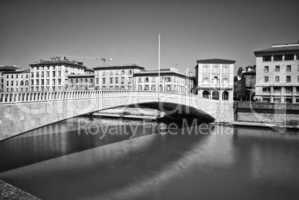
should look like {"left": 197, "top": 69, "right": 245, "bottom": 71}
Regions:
{"left": 0, "top": 65, "right": 18, "bottom": 72}
{"left": 197, "top": 59, "right": 236, "bottom": 64}
{"left": 133, "top": 68, "right": 193, "bottom": 79}
{"left": 68, "top": 74, "right": 95, "bottom": 78}
{"left": 254, "top": 42, "right": 299, "bottom": 55}
{"left": 93, "top": 65, "right": 145, "bottom": 70}
{"left": 2, "top": 69, "right": 30, "bottom": 74}
{"left": 30, "top": 57, "right": 86, "bottom": 68}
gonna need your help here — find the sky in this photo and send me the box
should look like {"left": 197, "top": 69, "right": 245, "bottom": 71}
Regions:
{"left": 0, "top": 0, "right": 299, "bottom": 73}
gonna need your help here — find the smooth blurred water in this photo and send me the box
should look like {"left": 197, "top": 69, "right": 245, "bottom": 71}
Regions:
{"left": 0, "top": 117, "right": 299, "bottom": 200}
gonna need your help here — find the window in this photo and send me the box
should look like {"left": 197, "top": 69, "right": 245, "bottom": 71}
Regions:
{"left": 222, "top": 91, "right": 229, "bottom": 100}
{"left": 151, "top": 85, "right": 156, "bottom": 91}
{"left": 165, "top": 77, "right": 171, "bottom": 82}
{"left": 285, "top": 86, "right": 292, "bottom": 93}
{"left": 264, "top": 76, "right": 269, "bottom": 82}
{"left": 110, "top": 77, "right": 113, "bottom": 84}
{"left": 275, "top": 65, "right": 280, "bottom": 72}
{"left": 145, "top": 77, "right": 149, "bottom": 83}
{"left": 285, "top": 54, "right": 294, "bottom": 61}
{"left": 274, "top": 86, "right": 281, "bottom": 92}
{"left": 273, "top": 98, "right": 281, "bottom": 103}
{"left": 263, "top": 56, "right": 271, "bottom": 62}
{"left": 144, "top": 85, "right": 149, "bottom": 91}
{"left": 275, "top": 76, "right": 280, "bottom": 82}
{"left": 115, "top": 77, "right": 118, "bottom": 84}
{"left": 286, "top": 65, "right": 292, "bottom": 72}
{"left": 264, "top": 66, "right": 269, "bottom": 73}
{"left": 296, "top": 87, "right": 299, "bottom": 93}
{"left": 212, "top": 91, "right": 219, "bottom": 100}
{"left": 262, "top": 97, "right": 271, "bottom": 102}
{"left": 262, "top": 87, "right": 270, "bottom": 92}
{"left": 102, "top": 78, "right": 105, "bottom": 84}
{"left": 273, "top": 55, "right": 283, "bottom": 61}
{"left": 286, "top": 76, "right": 291, "bottom": 82}
{"left": 285, "top": 98, "right": 292, "bottom": 104}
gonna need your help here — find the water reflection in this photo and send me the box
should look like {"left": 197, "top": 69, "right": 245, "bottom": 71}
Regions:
{"left": 0, "top": 117, "right": 159, "bottom": 172}
{"left": 1, "top": 121, "right": 299, "bottom": 200}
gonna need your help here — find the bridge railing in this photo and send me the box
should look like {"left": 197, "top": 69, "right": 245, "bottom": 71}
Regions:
{"left": 0, "top": 90, "right": 102, "bottom": 104}
{"left": 0, "top": 89, "right": 196, "bottom": 104}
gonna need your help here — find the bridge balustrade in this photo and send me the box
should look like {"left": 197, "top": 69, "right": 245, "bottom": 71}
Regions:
{"left": 0, "top": 89, "right": 194, "bottom": 104}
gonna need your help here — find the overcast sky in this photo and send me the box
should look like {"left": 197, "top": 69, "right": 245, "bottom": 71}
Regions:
{"left": 0, "top": 0, "right": 298, "bottom": 72}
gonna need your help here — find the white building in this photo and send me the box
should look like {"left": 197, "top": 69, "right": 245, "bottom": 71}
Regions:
{"left": 3, "top": 69, "right": 30, "bottom": 92}
{"left": 195, "top": 59, "right": 235, "bottom": 101}
{"left": 67, "top": 74, "right": 95, "bottom": 90}
{"left": 93, "top": 65, "right": 145, "bottom": 90}
{"left": 133, "top": 68, "right": 194, "bottom": 94}
{"left": 29, "top": 57, "right": 87, "bottom": 91}
{"left": 254, "top": 43, "right": 299, "bottom": 103}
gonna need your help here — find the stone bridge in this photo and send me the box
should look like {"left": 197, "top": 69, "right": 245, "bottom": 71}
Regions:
{"left": 0, "top": 90, "right": 233, "bottom": 140}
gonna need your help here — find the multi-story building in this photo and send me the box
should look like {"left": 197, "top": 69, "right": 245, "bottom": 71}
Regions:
{"left": 93, "top": 65, "right": 144, "bottom": 90}
{"left": 0, "top": 66, "right": 18, "bottom": 92}
{"left": 133, "top": 68, "right": 194, "bottom": 94}
{"left": 195, "top": 59, "right": 235, "bottom": 101}
{"left": 67, "top": 74, "right": 95, "bottom": 90}
{"left": 254, "top": 43, "right": 299, "bottom": 103}
{"left": 29, "top": 57, "right": 87, "bottom": 91}
{"left": 3, "top": 69, "right": 30, "bottom": 92}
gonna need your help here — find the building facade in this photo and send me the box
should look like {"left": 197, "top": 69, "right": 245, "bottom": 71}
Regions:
{"left": 67, "top": 74, "right": 95, "bottom": 90}
{"left": 29, "top": 57, "right": 87, "bottom": 92}
{"left": 0, "top": 66, "right": 18, "bottom": 92}
{"left": 195, "top": 59, "right": 235, "bottom": 101}
{"left": 3, "top": 69, "right": 30, "bottom": 92}
{"left": 254, "top": 43, "right": 299, "bottom": 103}
{"left": 93, "top": 65, "right": 144, "bottom": 90}
{"left": 133, "top": 68, "right": 194, "bottom": 94}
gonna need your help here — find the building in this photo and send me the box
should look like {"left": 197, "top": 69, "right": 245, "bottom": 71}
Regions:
{"left": 67, "top": 74, "right": 95, "bottom": 90}
{"left": 93, "top": 65, "right": 144, "bottom": 90}
{"left": 2, "top": 69, "right": 30, "bottom": 92}
{"left": 254, "top": 43, "right": 299, "bottom": 103}
{"left": 0, "top": 66, "right": 18, "bottom": 92}
{"left": 29, "top": 57, "right": 87, "bottom": 92}
{"left": 133, "top": 68, "right": 194, "bottom": 94}
{"left": 195, "top": 59, "right": 235, "bottom": 101}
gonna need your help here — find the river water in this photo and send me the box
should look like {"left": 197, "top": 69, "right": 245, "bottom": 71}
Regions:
{"left": 0, "top": 116, "right": 299, "bottom": 200}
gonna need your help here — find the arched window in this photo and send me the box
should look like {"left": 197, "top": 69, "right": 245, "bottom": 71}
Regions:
{"left": 212, "top": 90, "right": 219, "bottom": 100}
{"left": 202, "top": 90, "right": 210, "bottom": 99}
{"left": 222, "top": 90, "right": 229, "bottom": 101}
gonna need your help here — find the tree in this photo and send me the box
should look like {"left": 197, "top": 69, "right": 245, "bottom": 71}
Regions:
{"left": 234, "top": 67, "right": 246, "bottom": 101}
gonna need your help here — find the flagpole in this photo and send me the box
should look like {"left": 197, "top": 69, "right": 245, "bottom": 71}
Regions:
{"left": 158, "top": 33, "right": 160, "bottom": 102}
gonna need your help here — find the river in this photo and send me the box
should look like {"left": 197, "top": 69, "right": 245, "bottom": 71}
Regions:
{"left": 0, "top": 116, "right": 299, "bottom": 200}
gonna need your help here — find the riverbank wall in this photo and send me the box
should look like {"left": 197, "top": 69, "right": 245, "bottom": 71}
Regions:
{"left": 234, "top": 102, "right": 299, "bottom": 125}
